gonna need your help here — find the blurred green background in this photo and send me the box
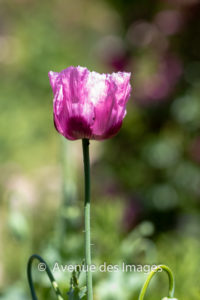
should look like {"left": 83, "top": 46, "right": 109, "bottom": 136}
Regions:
{"left": 0, "top": 0, "right": 200, "bottom": 299}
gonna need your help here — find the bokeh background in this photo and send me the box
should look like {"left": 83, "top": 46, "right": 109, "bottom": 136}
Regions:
{"left": 0, "top": 0, "right": 200, "bottom": 299}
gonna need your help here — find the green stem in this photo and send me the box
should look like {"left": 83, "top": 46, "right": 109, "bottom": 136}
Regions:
{"left": 82, "top": 139, "right": 93, "bottom": 300}
{"left": 27, "top": 254, "right": 64, "bottom": 300}
{"left": 139, "top": 265, "right": 175, "bottom": 300}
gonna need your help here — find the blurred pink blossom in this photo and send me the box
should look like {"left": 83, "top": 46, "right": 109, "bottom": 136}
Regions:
{"left": 127, "top": 21, "right": 168, "bottom": 53}
{"left": 154, "top": 10, "right": 184, "bottom": 36}
{"left": 95, "top": 35, "right": 130, "bottom": 71}
{"left": 49, "top": 66, "right": 131, "bottom": 140}
{"left": 135, "top": 54, "right": 182, "bottom": 104}
{"left": 127, "top": 21, "right": 157, "bottom": 47}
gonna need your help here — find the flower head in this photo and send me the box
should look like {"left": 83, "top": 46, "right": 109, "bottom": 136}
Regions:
{"left": 48, "top": 66, "right": 131, "bottom": 140}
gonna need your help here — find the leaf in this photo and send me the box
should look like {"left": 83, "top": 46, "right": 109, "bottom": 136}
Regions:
{"left": 67, "top": 286, "right": 87, "bottom": 300}
{"left": 67, "top": 262, "right": 87, "bottom": 300}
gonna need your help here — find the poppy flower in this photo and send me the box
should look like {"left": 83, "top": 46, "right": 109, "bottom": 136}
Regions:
{"left": 49, "top": 66, "right": 131, "bottom": 140}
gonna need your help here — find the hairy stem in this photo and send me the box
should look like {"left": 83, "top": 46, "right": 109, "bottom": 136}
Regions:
{"left": 82, "top": 139, "right": 93, "bottom": 300}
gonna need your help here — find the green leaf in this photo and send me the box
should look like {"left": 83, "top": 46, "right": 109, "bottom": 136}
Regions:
{"left": 67, "top": 286, "right": 87, "bottom": 300}
{"left": 67, "top": 263, "right": 87, "bottom": 300}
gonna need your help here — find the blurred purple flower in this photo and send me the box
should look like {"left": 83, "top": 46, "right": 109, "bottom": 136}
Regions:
{"left": 127, "top": 21, "right": 169, "bottom": 53}
{"left": 95, "top": 35, "right": 131, "bottom": 71}
{"left": 49, "top": 66, "right": 131, "bottom": 140}
{"left": 135, "top": 54, "right": 182, "bottom": 104}
{"left": 154, "top": 10, "right": 184, "bottom": 36}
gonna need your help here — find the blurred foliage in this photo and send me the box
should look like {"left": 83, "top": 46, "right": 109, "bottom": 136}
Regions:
{"left": 0, "top": 0, "right": 200, "bottom": 299}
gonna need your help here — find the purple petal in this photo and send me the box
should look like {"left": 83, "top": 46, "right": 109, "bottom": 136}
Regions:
{"left": 48, "top": 66, "right": 132, "bottom": 140}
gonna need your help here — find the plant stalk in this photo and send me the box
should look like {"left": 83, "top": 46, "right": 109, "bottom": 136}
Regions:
{"left": 139, "top": 264, "right": 175, "bottom": 300}
{"left": 27, "top": 254, "right": 64, "bottom": 300}
{"left": 82, "top": 138, "right": 93, "bottom": 300}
